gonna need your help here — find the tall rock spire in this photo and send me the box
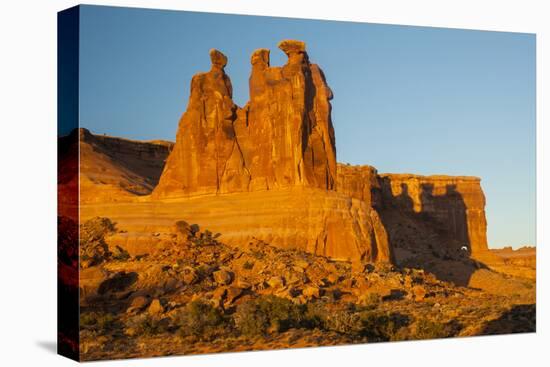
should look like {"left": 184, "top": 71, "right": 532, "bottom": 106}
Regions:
{"left": 153, "top": 40, "right": 337, "bottom": 198}
{"left": 153, "top": 49, "right": 250, "bottom": 197}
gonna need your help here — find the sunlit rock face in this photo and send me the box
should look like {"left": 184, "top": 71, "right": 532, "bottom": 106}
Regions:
{"left": 336, "top": 164, "right": 381, "bottom": 207}
{"left": 148, "top": 40, "right": 389, "bottom": 264}
{"left": 153, "top": 40, "right": 336, "bottom": 198}
{"left": 153, "top": 49, "right": 250, "bottom": 197}
{"left": 235, "top": 41, "right": 337, "bottom": 191}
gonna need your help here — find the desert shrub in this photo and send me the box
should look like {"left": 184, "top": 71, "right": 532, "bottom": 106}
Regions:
{"left": 187, "top": 226, "right": 222, "bottom": 246}
{"left": 409, "top": 318, "right": 456, "bottom": 340}
{"left": 134, "top": 254, "right": 149, "bottom": 261}
{"left": 304, "top": 302, "right": 408, "bottom": 341}
{"left": 243, "top": 261, "right": 255, "bottom": 270}
{"left": 302, "top": 301, "right": 329, "bottom": 329}
{"left": 251, "top": 251, "right": 265, "bottom": 260}
{"left": 80, "top": 312, "right": 117, "bottom": 333}
{"left": 362, "top": 293, "right": 381, "bottom": 310}
{"left": 174, "top": 300, "right": 228, "bottom": 340}
{"left": 125, "top": 314, "right": 170, "bottom": 336}
{"left": 322, "top": 308, "right": 363, "bottom": 335}
{"left": 357, "top": 311, "right": 408, "bottom": 341}
{"left": 234, "top": 295, "right": 305, "bottom": 336}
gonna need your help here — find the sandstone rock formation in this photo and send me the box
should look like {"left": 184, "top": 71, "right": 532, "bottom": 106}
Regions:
{"left": 74, "top": 40, "right": 491, "bottom": 267}
{"left": 153, "top": 40, "right": 336, "bottom": 197}
{"left": 83, "top": 189, "right": 392, "bottom": 265}
{"left": 378, "top": 174, "right": 488, "bottom": 256}
{"left": 234, "top": 40, "right": 337, "bottom": 191}
{"left": 336, "top": 164, "right": 381, "bottom": 207}
{"left": 153, "top": 50, "right": 250, "bottom": 197}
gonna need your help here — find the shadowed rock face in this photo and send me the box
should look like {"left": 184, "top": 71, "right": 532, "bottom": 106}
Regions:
{"left": 377, "top": 174, "right": 489, "bottom": 257}
{"left": 153, "top": 40, "right": 336, "bottom": 197}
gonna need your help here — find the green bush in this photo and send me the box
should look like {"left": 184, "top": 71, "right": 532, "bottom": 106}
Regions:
{"left": 175, "top": 220, "right": 190, "bottom": 234}
{"left": 234, "top": 295, "right": 305, "bottom": 336}
{"left": 174, "top": 300, "right": 228, "bottom": 340}
{"left": 125, "top": 314, "right": 169, "bottom": 336}
{"left": 322, "top": 308, "right": 362, "bottom": 335}
{"left": 302, "top": 302, "right": 408, "bottom": 342}
{"left": 358, "top": 311, "right": 406, "bottom": 341}
{"left": 410, "top": 318, "right": 456, "bottom": 340}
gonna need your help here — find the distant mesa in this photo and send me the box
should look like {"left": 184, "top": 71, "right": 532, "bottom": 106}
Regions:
{"left": 72, "top": 40, "right": 490, "bottom": 266}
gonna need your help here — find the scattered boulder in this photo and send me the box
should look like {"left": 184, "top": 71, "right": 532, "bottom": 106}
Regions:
{"left": 412, "top": 285, "right": 427, "bottom": 302}
{"left": 212, "top": 287, "right": 227, "bottom": 308}
{"left": 213, "top": 269, "right": 234, "bottom": 286}
{"left": 147, "top": 298, "right": 164, "bottom": 315}
{"left": 181, "top": 266, "right": 199, "bottom": 285}
{"left": 302, "top": 286, "right": 320, "bottom": 299}
{"left": 267, "top": 276, "right": 285, "bottom": 289}
{"left": 224, "top": 287, "right": 243, "bottom": 307}
{"left": 126, "top": 295, "right": 150, "bottom": 314}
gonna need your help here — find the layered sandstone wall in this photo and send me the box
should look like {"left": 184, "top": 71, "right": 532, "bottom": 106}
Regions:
{"left": 81, "top": 189, "right": 392, "bottom": 265}
{"left": 336, "top": 164, "right": 381, "bottom": 207}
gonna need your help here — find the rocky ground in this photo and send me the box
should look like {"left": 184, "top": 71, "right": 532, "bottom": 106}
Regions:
{"left": 75, "top": 217, "right": 535, "bottom": 361}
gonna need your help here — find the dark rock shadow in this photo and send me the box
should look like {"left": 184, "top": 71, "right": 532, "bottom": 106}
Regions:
{"left": 482, "top": 304, "right": 536, "bottom": 334}
{"left": 376, "top": 180, "right": 487, "bottom": 286}
{"left": 98, "top": 271, "right": 138, "bottom": 295}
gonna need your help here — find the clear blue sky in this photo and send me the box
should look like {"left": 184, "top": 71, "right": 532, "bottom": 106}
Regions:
{"left": 77, "top": 5, "right": 536, "bottom": 249}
